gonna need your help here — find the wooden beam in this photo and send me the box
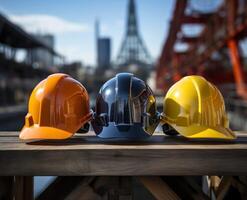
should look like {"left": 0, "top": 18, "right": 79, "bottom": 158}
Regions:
{"left": 65, "top": 185, "right": 101, "bottom": 200}
{"left": 14, "top": 176, "right": 33, "bottom": 200}
{"left": 215, "top": 176, "right": 232, "bottom": 200}
{"left": 163, "top": 176, "right": 209, "bottom": 200}
{"left": 64, "top": 179, "right": 101, "bottom": 200}
{"left": 0, "top": 132, "right": 247, "bottom": 176}
{"left": 138, "top": 176, "right": 180, "bottom": 200}
{"left": 92, "top": 177, "right": 133, "bottom": 199}
{"left": 210, "top": 176, "right": 221, "bottom": 193}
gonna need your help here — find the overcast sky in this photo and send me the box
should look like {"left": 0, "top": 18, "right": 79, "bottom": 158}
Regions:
{"left": 0, "top": 0, "right": 175, "bottom": 65}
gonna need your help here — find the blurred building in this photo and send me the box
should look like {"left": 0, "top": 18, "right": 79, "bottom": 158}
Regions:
{"left": 0, "top": 13, "right": 63, "bottom": 130}
{"left": 0, "top": 13, "right": 62, "bottom": 106}
{"left": 97, "top": 38, "right": 111, "bottom": 68}
{"left": 95, "top": 20, "right": 111, "bottom": 69}
{"left": 29, "top": 34, "right": 55, "bottom": 69}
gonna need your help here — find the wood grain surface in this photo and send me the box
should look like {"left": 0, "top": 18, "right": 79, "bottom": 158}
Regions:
{"left": 0, "top": 131, "right": 247, "bottom": 176}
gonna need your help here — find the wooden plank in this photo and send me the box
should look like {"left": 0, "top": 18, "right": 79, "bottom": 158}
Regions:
{"left": 138, "top": 176, "right": 180, "bottom": 200}
{"left": 0, "top": 131, "right": 247, "bottom": 149}
{"left": 0, "top": 132, "right": 247, "bottom": 175}
{"left": 1, "top": 146, "right": 247, "bottom": 175}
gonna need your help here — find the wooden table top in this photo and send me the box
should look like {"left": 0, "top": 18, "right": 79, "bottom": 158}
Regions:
{"left": 0, "top": 131, "right": 247, "bottom": 176}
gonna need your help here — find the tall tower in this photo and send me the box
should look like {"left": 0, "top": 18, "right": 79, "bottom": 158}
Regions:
{"left": 116, "top": 0, "right": 152, "bottom": 66}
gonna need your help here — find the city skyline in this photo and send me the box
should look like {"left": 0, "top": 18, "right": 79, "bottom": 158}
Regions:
{"left": 0, "top": 0, "right": 174, "bottom": 65}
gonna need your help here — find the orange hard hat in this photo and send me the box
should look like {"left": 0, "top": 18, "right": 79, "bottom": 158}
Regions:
{"left": 20, "top": 73, "right": 93, "bottom": 140}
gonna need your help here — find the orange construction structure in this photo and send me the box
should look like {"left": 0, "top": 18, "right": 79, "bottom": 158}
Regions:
{"left": 156, "top": 0, "right": 247, "bottom": 100}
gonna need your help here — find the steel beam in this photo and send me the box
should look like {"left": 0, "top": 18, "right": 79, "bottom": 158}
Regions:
{"left": 156, "top": 0, "right": 187, "bottom": 89}
{"left": 228, "top": 39, "right": 247, "bottom": 99}
{"left": 179, "top": 36, "right": 198, "bottom": 44}
{"left": 181, "top": 14, "right": 212, "bottom": 24}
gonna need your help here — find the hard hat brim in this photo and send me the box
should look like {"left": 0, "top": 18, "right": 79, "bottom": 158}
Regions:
{"left": 19, "top": 126, "right": 73, "bottom": 140}
{"left": 171, "top": 124, "right": 236, "bottom": 140}
{"left": 92, "top": 122, "right": 152, "bottom": 139}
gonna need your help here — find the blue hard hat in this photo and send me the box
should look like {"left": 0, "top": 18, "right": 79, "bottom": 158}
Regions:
{"left": 91, "top": 72, "right": 159, "bottom": 139}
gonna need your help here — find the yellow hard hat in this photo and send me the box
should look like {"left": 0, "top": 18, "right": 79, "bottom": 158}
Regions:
{"left": 161, "top": 75, "right": 236, "bottom": 140}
